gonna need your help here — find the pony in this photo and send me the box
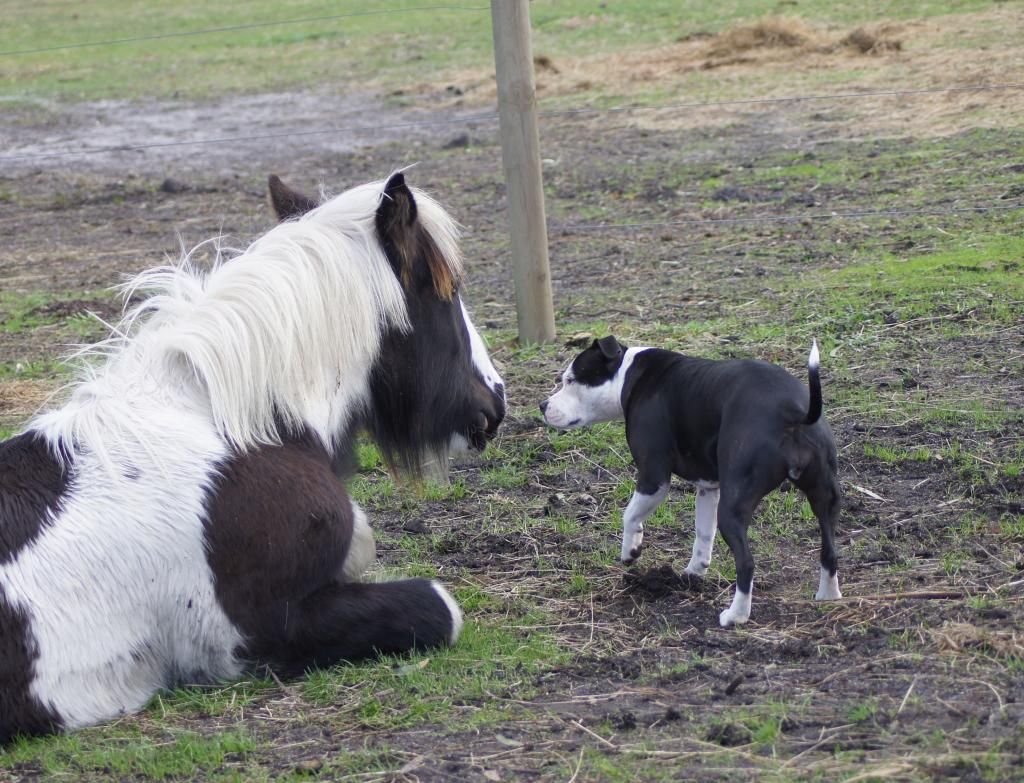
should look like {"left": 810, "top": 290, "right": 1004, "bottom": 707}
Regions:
{"left": 0, "top": 172, "right": 505, "bottom": 744}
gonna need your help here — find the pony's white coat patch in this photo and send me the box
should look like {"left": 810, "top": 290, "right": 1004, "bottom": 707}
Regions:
{"left": 431, "top": 581, "right": 464, "bottom": 645}
{"left": 340, "top": 502, "right": 376, "bottom": 581}
{"left": 461, "top": 300, "right": 504, "bottom": 400}
{"left": 1, "top": 411, "right": 242, "bottom": 729}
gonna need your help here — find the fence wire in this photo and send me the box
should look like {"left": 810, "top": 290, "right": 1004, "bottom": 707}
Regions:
{"left": 3, "top": 82, "right": 1022, "bottom": 163}
{"left": 551, "top": 203, "right": 1023, "bottom": 234}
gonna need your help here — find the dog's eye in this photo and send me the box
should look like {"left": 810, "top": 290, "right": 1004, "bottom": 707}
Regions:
{"left": 564, "top": 378, "right": 574, "bottom": 386}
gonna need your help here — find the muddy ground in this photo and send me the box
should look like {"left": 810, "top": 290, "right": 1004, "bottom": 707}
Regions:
{"left": 2, "top": 43, "right": 1024, "bottom": 783}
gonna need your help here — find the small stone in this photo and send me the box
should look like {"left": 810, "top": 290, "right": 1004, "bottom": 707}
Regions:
{"left": 544, "top": 493, "right": 568, "bottom": 516}
{"left": 610, "top": 710, "right": 637, "bottom": 730}
{"left": 159, "top": 177, "right": 189, "bottom": 194}
{"left": 706, "top": 721, "right": 752, "bottom": 747}
{"left": 443, "top": 133, "right": 470, "bottom": 149}
{"left": 402, "top": 518, "right": 429, "bottom": 534}
{"left": 294, "top": 758, "right": 323, "bottom": 773}
{"left": 724, "top": 674, "right": 744, "bottom": 695}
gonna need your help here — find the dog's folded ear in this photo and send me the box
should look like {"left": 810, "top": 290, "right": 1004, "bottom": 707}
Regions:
{"left": 595, "top": 336, "right": 623, "bottom": 362}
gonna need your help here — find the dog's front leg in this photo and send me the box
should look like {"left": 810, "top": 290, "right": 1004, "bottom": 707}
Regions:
{"left": 684, "top": 481, "right": 719, "bottom": 576}
{"left": 620, "top": 482, "right": 669, "bottom": 563}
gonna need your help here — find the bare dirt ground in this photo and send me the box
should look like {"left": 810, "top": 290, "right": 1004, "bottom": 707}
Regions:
{"left": 2, "top": 12, "right": 1023, "bottom": 783}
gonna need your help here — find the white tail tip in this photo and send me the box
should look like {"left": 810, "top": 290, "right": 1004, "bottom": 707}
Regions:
{"left": 809, "top": 339, "right": 820, "bottom": 369}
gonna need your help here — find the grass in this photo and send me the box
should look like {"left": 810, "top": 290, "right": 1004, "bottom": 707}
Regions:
{"left": 3, "top": 729, "right": 256, "bottom": 780}
{"left": 3, "top": 1, "right": 1024, "bottom": 780}
{"left": 297, "top": 611, "right": 565, "bottom": 728}
{"left": 0, "top": 0, "right": 1010, "bottom": 101}
{"left": 0, "top": 290, "right": 114, "bottom": 335}
{"left": 3, "top": 275, "right": 1022, "bottom": 777}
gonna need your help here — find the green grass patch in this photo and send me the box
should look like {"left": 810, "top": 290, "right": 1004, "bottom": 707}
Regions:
{"left": 151, "top": 680, "right": 276, "bottom": 720}
{"left": 0, "top": 290, "right": 114, "bottom": 336}
{"left": 2, "top": 727, "right": 255, "bottom": 780}
{"left": 824, "top": 237, "right": 1024, "bottom": 327}
{"left": 863, "top": 442, "right": 934, "bottom": 464}
{"left": 547, "top": 423, "right": 634, "bottom": 472}
{"left": 999, "top": 514, "right": 1024, "bottom": 540}
{"left": 847, "top": 699, "right": 881, "bottom": 723}
{"left": 1, "top": 0, "right": 1008, "bottom": 101}
{"left": 299, "top": 611, "right": 566, "bottom": 730}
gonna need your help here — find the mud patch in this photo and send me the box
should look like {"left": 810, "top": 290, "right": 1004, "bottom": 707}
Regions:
{"left": 623, "top": 564, "right": 707, "bottom": 599}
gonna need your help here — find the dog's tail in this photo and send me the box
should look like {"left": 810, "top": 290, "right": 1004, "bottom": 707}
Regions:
{"left": 805, "top": 340, "right": 823, "bottom": 425}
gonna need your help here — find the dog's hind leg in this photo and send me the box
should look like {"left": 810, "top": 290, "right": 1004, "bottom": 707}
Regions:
{"left": 620, "top": 481, "right": 669, "bottom": 563}
{"left": 684, "top": 481, "right": 719, "bottom": 576}
{"left": 715, "top": 449, "right": 785, "bottom": 627}
{"left": 715, "top": 493, "right": 756, "bottom": 627}
{"left": 804, "top": 475, "right": 842, "bottom": 600}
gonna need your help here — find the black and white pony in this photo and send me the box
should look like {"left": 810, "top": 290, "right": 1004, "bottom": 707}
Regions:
{"left": 0, "top": 172, "right": 505, "bottom": 745}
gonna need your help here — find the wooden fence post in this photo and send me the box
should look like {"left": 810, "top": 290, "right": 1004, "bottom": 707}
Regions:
{"left": 490, "top": 0, "right": 556, "bottom": 344}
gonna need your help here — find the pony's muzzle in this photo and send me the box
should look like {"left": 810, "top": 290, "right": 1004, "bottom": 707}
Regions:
{"left": 468, "top": 391, "right": 505, "bottom": 450}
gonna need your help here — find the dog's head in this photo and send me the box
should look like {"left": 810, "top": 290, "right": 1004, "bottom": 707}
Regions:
{"left": 540, "top": 336, "right": 628, "bottom": 429}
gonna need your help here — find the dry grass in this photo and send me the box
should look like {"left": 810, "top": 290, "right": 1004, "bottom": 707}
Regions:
{"left": 0, "top": 379, "right": 55, "bottom": 429}
{"left": 431, "top": 8, "right": 1024, "bottom": 138}
{"left": 930, "top": 620, "right": 1024, "bottom": 659}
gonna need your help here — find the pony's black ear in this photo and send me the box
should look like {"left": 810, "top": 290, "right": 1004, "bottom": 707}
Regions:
{"left": 376, "top": 171, "right": 418, "bottom": 239}
{"left": 374, "top": 172, "right": 457, "bottom": 300}
{"left": 268, "top": 175, "right": 318, "bottom": 221}
{"left": 596, "top": 336, "right": 623, "bottom": 362}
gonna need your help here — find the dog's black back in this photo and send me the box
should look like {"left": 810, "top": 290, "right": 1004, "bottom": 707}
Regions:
{"left": 621, "top": 349, "right": 835, "bottom": 490}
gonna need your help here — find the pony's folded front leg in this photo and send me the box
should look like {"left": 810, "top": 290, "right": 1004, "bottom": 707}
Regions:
{"left": 263, "top": 579, "right": 463, "bottom": 677}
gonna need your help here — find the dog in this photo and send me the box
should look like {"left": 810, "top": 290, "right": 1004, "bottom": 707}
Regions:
{"left": 540, "top": 336, "right": 842, "bottom": 627}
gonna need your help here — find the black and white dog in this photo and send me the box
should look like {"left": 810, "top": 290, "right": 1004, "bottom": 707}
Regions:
{"left": 540, "top": 337, "right": 842, "bottom": 627}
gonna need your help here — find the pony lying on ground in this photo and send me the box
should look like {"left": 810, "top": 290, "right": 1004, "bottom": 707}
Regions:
{"left": 0, "top": 172, "right": 505, "bottom": 744}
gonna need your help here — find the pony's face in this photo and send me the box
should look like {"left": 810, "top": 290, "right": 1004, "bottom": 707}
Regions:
{"left": 269, "top": 173, "right": 505, "bottom": 472}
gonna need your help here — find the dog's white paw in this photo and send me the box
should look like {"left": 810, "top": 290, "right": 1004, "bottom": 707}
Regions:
{"left": 718, "top": 606, "right": 750, "bottom": 627}
{"left": 620, "top": 542, "right": 643, "bottom": 564}
{"left": 815, "top": 567, "right": 842, "bottom": 601}
{"left": 719, "top": 587, "right": 752, "bottom": 627}
{"left": 620, "top": 532, "right": 644, "bottom": 564}
{"left": 683, "top": 558, "right": 709, "bottom": 577}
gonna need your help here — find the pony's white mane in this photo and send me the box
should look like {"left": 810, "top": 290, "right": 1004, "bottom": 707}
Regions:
{"left": 31, "top": 178, "right": 463, "bottom": 461}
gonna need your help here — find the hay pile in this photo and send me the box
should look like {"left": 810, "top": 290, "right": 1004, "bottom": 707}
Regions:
{"left": 702, "top": 17, "right": 903, "bottom": 68}
{"left": 929, "top": 621, "right": 1024, "bottom": 658}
